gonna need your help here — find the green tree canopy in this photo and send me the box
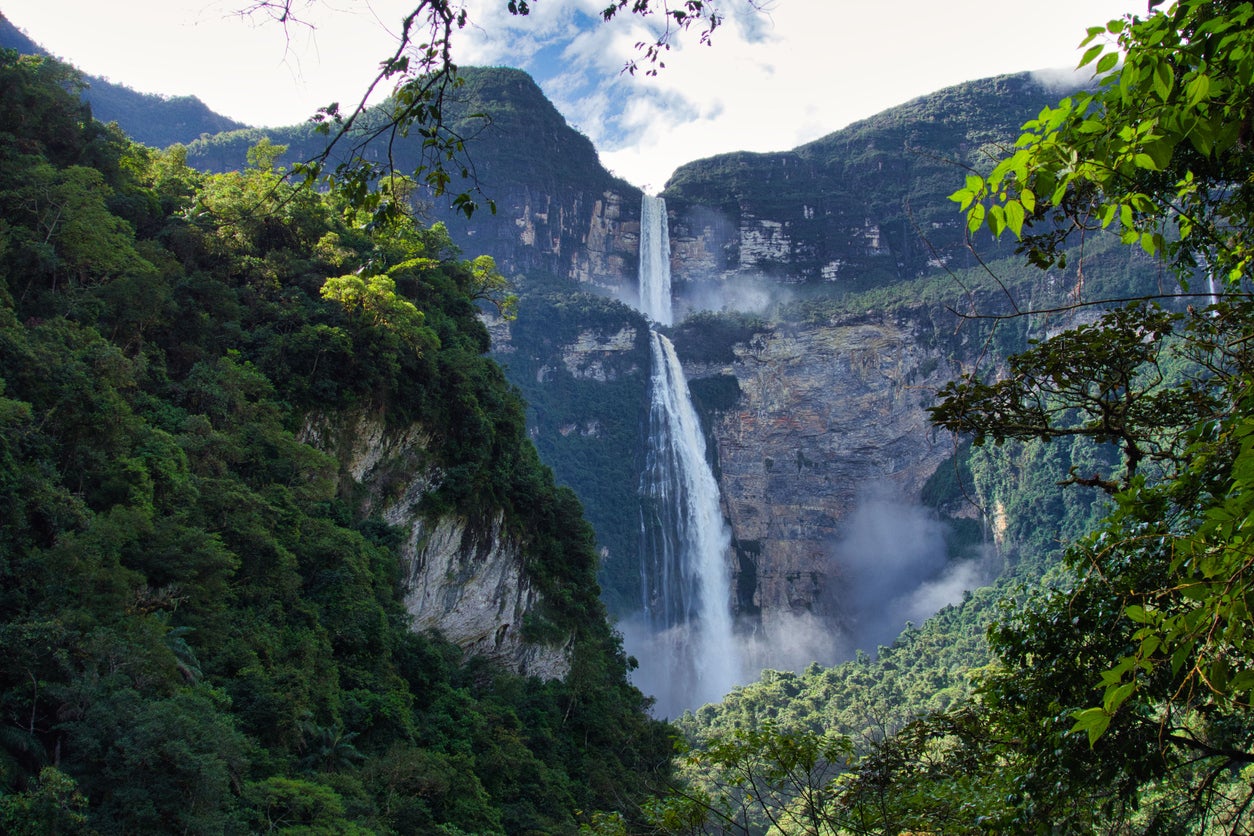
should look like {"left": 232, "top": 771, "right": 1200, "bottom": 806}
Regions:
{"left": 909, "top": 0, "right": 1254, "bottom": 829}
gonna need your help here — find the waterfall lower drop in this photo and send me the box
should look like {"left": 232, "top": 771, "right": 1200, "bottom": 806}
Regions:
{"left": 632, "top": 195, "right": 741, "bottom": 717}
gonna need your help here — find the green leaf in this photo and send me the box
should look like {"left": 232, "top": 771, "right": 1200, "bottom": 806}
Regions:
{"left": 1152, "top": 59, "right": 1174, "bottom": 100}
{"left": 1210, "top": 656, "right": 1231, "bottom": 691}
{"left": 1071, "top": 707, "right": 1112, "bottom": 747}
{"left": 1103, "top": 681, "right": 1135, "bottom": 714}
{"left": 1185, "top": 73, "right": 1211, "bottom": 106}
{"left": 1005, "top": 200, "right": 1026, "bottom": 238}
{"left": 1019, "top": 188, "right": 1036, "bottom": 214}
{"left": 1080, "top": 44, "right": 1105, "bottom": 68}
{"left": 966, "top": 203, "right": 986, "bottom": 235}
{"left": 987, "top": 204, "right": 1007, "bottom": 237}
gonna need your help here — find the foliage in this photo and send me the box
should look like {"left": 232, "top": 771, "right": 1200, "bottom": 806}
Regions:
{"left": 669, "top": 310, "right": 767, "bottom": 366}
{"left": 952, "top": 0, "right": 1254, "bottom": 284}
{"left": 842, "top": 1, "right": 1254, "bottom": 829}
{"left": 649, "top": 722, "right": 853, "bottom": 835}
{"left": 931, "top": 302, "right": 1216, "bottom": 491}
{"left": 501, "top": 288, "right": 651, "bottom": 614}
{"left": 657, "top": 4, "right": 1254, "bottom": 832}
{"left": 0, "top": 50, "right": 672, "bottom": 833}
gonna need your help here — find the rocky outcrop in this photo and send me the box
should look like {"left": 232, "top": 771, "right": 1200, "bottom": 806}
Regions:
{"left": 552, "top": 325, "right": 640, "bottom": 382}
{"left": 662, "top": 73, "right": 1066, "bottom": 291}
{"left": 415, "top": 69, "right": 645, "bottom": 294}
{"left": 435, "top": 184, "right": 642, "bottom": 295}
{"left": 398, "top": 513, "right": 571, "bottom": 678}
{"left": 300, "top": 411, "right": 570, "bottom": 679}
{"left": 691, "top": 312, "right": 955, "bottom": 619}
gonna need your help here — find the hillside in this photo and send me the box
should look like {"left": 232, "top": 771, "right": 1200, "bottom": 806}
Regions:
{"left": 0, "top": 48, "right": 670, "bottom": 834}
{"left": 182, "top": 67, "right": 644, "bottom": 289}
{"left": 0, "top": 11, "right": 246, "bottom": 147}
{"left": 662, "top": 72, "right": 1080, "bottom": 290}
{"left": 5, "top": 8, "right": 1248, "bottom": 831}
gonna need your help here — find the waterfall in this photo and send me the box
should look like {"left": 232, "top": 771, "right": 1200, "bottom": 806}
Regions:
{"left": 638, "top": 195, "right": 673, "bottom": 326}
{"left": 632, "top": 194, "right": 740, "bottom": 716}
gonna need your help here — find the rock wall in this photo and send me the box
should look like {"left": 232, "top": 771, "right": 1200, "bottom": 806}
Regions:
{"left": 690, "top": 312, "right": 956, "bottom": 621}
{"left": 498, "top": 299, "right": 958, "bottom": 627}
{"left": 433, "top": 184, "right": 642, "bottom": 295}
{"left": 660, "top": 74, "right": 1063, "bottom": 290}
{"left": 300, "top": 411, "right": 570, "bottom": 679}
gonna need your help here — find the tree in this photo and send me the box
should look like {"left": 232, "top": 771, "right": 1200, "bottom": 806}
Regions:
{"left": 647, "top": 722, "right": 853, "bottom": 835}
{"left": 930, "top": 302, "right": 1213, "bottom": 493}
{"left": 920, "top": 1, "right": 1254, "bottom": 829}
{"left": 0, "top": 767, "right": 91, "bottom": 835}
{"left": 0, "top": 50, "right": 675, "bottom": 832}
{"left": 951, "top": 0, "right": 1254, "bottom": 285}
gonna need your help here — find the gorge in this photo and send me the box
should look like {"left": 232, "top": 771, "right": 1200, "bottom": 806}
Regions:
{"left": 4, "top": 5, "right": 1248, "bottom": 831}
{"left": 167, "top": 63, "right": 1160, "bottom": 714}
{"left": 0, "top": 19, "right": 1173, "bottom": 832}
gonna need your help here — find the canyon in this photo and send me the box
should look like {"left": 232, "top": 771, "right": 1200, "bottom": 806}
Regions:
{"left": 48, "top": 45, "right": 1117, "bottom": 692}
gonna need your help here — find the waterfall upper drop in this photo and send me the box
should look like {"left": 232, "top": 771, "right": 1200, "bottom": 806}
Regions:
{"left": 630, "top": 194, "right": 740, "bottom": 717}
{"left": 638, "top": 195, "right": 673, "bottom": 326}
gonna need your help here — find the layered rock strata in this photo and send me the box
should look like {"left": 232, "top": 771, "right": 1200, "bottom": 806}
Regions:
{"left": 300, "top": 411, "right": 570, "bottom": 679}
{"left": 693, "top": 313, "right": 955, "bottom": 619}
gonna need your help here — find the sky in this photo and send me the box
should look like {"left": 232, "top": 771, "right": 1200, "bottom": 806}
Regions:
{"left": 3, "top": 0, "right": 1145, "bottom": 191}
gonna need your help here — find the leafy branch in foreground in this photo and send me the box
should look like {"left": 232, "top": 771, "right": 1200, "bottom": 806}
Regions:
{"left": 930, "top": 302, "right": 1218, "bottom": 493}
{"left": 910, "top": 3, "right": 1254, "bottom": 826}
{"left": 951, "top": 0, "right": 1254, "bottom": 285}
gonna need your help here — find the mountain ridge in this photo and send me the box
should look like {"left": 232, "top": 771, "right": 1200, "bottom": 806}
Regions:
{"left": 0, "top": 10, "right": 247, "bottom": 146}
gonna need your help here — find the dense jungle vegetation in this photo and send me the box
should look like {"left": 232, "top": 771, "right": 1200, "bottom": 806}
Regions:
{"left": 654, "top": 1, "right": 1254, "bottom": 832}
{"left": 0, "top": 49, "right": 674, "bottom": 834}
{"left": 6, "top": 0, "right": 1254, "bottom": 832}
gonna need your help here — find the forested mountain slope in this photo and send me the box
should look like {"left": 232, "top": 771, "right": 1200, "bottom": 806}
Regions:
{"left": 0, "top": 12, "right": 246, "bottom": 147}
{"left": 0, "top": 49, "right": 670, "bottom": 834}
{"left": 183, "top": 67, "right": 645, "bottom": 291}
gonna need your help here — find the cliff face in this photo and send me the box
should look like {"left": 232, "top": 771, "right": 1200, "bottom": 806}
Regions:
{"left": 427, "top": 69, "right": 643, "bottom": 293}
{"left": 490, "top": 294, "right": 652, "bottom": 615}
{"left": 499, "top": 297, "right": 961, "bottom": 625}
{"left": 438, "top": 180, "right": 642, "bottom": 293}
{"left": 173, "top": 66, "right": 1070, "bottom": 645}
{"left": 663, "top": 73, "right": 1067, "bottom": 291}
{"left": 698, "top": 313, "right": 955, "bottom": 620}
{"left": 301, "top": 410, "right": 570, "bottom": 679}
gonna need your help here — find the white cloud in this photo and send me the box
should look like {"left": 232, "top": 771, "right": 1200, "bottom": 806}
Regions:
{"left": 4, "top": 0, "right": 1143, "bottom": 184}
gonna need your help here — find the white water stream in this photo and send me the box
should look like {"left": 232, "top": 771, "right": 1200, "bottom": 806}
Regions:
{"left": 631, "top": 195, "right": 740, "bottom": 716}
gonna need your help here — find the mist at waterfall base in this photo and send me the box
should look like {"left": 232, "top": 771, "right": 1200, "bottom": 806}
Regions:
{"left": 825, "top": 489, "right": 999, "bottom": 653}
{"left": 623, "top": 489, "right": 995, "bottom": 718}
